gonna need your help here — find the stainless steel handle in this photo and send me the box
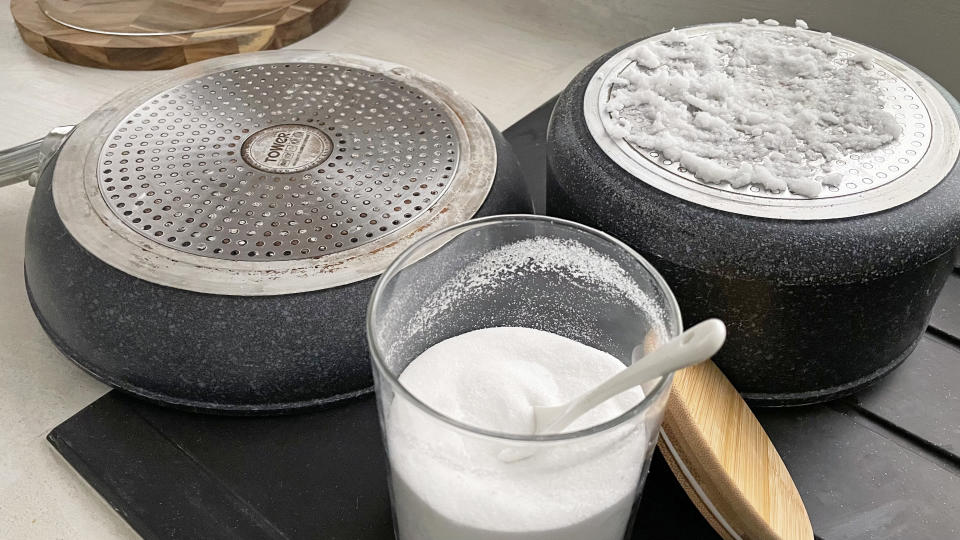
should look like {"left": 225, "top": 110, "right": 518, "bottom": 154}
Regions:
{"left": 0, "top": 138, "right": 43, "bottom": 188}
{"left": 0, "top": 126, "right": 75, "bottom": 188}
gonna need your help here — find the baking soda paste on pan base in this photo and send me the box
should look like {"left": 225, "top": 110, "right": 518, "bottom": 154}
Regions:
{"left": 585, "top": 19, "right": 958, "bottom": 220}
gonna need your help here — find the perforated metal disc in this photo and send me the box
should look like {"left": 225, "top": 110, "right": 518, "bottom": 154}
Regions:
{"left": 98, "top": 62, "right": 460, "bottom": 262}
{"left": 584, "top": 23, "right": 960, "bottom": 220}
{"left": 53, "top": 52, "right": 497, "bottom": 295}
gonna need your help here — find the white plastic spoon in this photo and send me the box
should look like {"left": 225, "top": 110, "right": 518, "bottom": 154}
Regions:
{"left": 499, "top": 318, "right": 726, "bottom": 462}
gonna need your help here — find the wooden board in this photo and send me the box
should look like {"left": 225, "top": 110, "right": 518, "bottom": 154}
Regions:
{"left": 10, "top": 0, "right": 350, "bottom": 70}
{"left": 659, "top": 360, "right": 814, "bottom": 540}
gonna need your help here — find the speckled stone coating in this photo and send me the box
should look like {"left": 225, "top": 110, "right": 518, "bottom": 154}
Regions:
{"left": 24, "top": 119, "right": 531, "bottom": 415}
{"left": 547, "top": 40, "right": 960, "bottom": 405}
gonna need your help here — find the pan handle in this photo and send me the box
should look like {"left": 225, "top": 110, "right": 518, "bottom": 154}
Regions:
{"left": 0, "top": 126, "right": 75, "bottom": 188}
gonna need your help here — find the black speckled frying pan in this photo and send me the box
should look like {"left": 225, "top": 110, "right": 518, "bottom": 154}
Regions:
{"left": 547, "top": 23, "right": 960, "bottom": 405}
{"left": 0, "top": 51, "right": 531, "bottom": 414}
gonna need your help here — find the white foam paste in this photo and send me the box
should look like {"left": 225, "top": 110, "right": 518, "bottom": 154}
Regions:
{"left": 603, "top": 19, "right": 901, "bottom": 197}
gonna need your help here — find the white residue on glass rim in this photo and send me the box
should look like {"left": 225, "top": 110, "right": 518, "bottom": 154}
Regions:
{"left": 602, "top": 19, "right": 901, "bottom": 198}
{"left": 389, "top": 236, "right": 666, "bottom": 356}
{"left": 388, "top": 327, "right": 648, "bottom": 540}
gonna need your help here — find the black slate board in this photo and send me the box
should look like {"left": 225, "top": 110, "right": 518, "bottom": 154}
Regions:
{"left": 932, "top": 273, "right": 960, "bottom": 341}
{"left": 49, "top": 99, "right": 960, "bottom": 540}
{"left": 758, "top": 404, "right": 960, "bottom": 540}
{"left": 846, "top": 335, "right": 960, "bottom": 460}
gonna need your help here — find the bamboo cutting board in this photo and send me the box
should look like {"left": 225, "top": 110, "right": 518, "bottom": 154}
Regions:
{"left": 11, "top": 0, "right": 349, "bottom": 70}
{"left": 659, "top": 359, "right": 814, "bottom": 540}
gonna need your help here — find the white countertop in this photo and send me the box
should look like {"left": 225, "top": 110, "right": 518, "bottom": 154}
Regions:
{"left": 3, "top": 1, "right": 959, "bottom": 538}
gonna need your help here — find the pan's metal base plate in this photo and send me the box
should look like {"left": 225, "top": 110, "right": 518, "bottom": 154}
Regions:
{"left": 53, "top": 52, "right": 497, "bottom": 295}
{"left": 98, "top": 62, "right": 461, "bottom": 262}
{"left": 585, "top": 23, "right": 960, "bottom": 220}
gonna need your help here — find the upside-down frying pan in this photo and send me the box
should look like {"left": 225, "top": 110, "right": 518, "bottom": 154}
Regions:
{"left": 0, "top": 50, "right": 531, "bottom": 414}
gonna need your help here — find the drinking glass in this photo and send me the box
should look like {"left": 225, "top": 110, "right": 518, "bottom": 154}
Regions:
{"left": 367, "top": 215, "right": 682, "bottom": 540}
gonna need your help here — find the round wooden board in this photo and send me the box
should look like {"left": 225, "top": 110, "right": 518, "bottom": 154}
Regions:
{"left": 11, "top": 0, "right": 350, "bottom": 70}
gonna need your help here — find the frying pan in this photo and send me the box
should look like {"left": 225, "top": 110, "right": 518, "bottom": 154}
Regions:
{"left": 0, "top": 50, "right": 532, "bottom": 414}
{"left": 546, "top": 23, "right": 960, "bottom": 405}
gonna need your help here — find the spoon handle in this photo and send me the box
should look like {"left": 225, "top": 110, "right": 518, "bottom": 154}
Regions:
{"left": 543, "top": 319, "right": 726, "bottom": 433}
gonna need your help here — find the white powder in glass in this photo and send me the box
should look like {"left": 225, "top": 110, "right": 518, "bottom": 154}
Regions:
{"left": 387, "top": 327, "right": 649, "bottom": 540}
{"left": 603, "top": 19, "right": 902, "bottom": 197}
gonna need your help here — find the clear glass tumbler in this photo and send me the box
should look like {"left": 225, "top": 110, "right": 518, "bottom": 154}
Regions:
{"left": 367, "top": 215, "right": 682, "bottom": 540}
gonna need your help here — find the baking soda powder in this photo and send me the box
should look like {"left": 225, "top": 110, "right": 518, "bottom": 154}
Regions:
{"left": 386, "top": 327, "right": 650, "bottom": 540}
